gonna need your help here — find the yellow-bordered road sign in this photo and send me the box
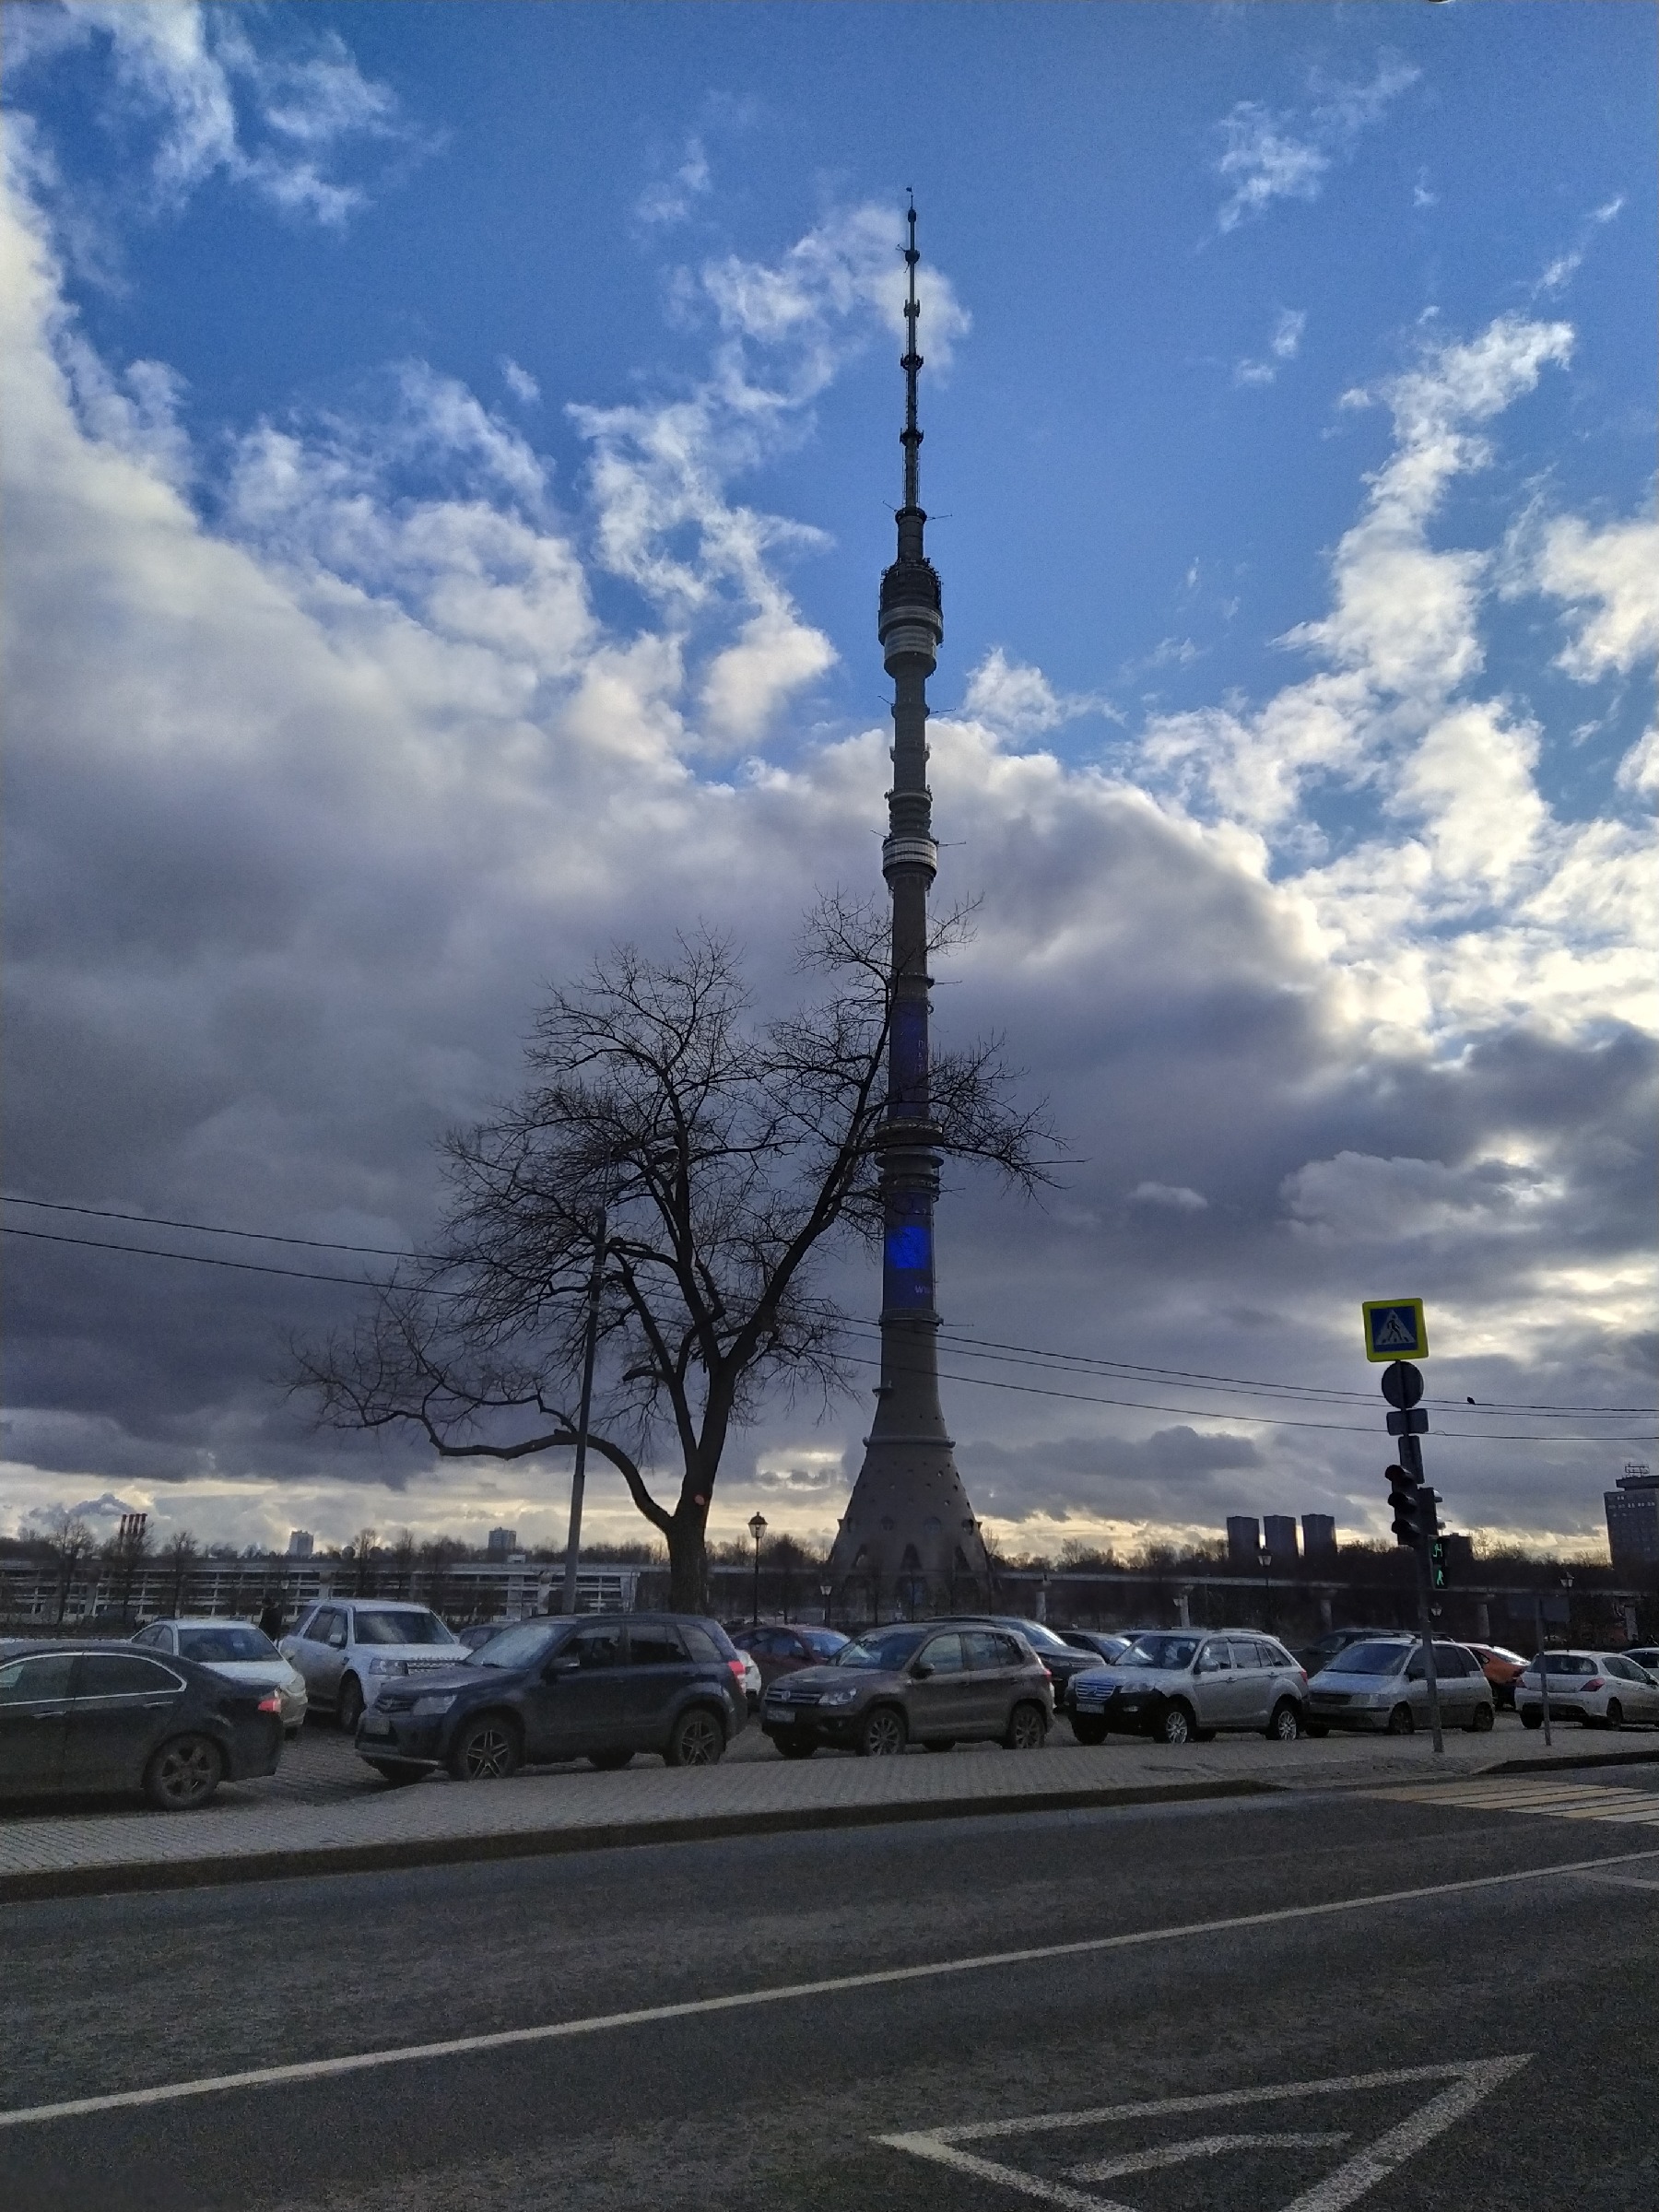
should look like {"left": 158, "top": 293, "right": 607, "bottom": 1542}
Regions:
{"left": 1362, "top": 1299, "right": 1428, "bottom": 1361}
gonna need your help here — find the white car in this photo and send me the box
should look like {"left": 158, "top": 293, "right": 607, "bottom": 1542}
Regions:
{"left": 1303, "top": 1636, "right": 1494, "bottom": 1735}
{"left": 280, "top": 1599, "right": 464, "bottom": 1731}
{"left": 1518, "top": 1650, "right": 1659, "bottom": 1731}
{"left": 737, "top": 1648, "right": 761, "bottom": 1713}
{"left": 134, "top": 1618, "right": 309, "bottom": 1736}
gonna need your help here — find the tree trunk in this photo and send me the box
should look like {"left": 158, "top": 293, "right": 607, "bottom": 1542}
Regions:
{"left": 665, "top": 1507, "right": 710, "bottom": 1616}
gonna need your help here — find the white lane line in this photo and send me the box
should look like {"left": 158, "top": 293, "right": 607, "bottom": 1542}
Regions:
{"left": 0, "top": 1852, "right": 1647, "bottom": 2133}
{"left": 1068, "top": 2130, "right": 1350, "bottom": 2181}
{"left": 880, "top": 2055, "right": 1531, "bottom": 2212}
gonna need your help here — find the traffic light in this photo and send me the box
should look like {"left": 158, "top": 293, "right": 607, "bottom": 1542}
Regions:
{"left": 1387, "top": 1462, "right": 1424, "bottom": 1547}
{"left": 1430, "top": 1535, "right": 1449, "bottom": 1589}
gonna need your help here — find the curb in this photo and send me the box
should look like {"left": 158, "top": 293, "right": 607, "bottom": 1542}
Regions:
{"left": 0, "top": 1776, "right": 1281, "bottom": 1904}
{"left": 1477, "top": 1745, "right": 1659, "bottom": 1778}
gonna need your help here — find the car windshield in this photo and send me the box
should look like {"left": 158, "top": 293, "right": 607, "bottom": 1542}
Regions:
{"left": 1119, "top": 1635, "right": 1200, "bottom": 1671}
{"left": 354, "top": 1610, "right": 456, "bottom": 1646}
{"left": 1003, "top": 1619, "right": 1071, "bottom": 1653}
{"left": 467, "top": 1624, "right": 558, "bottom": 1669}
{"left": 176, "top": 1627, "right": 279, "bottom": 1664}
{"left": 798, "top": 1629, "right": 848, "bottom": 1659}
{"left": 836, "top": 1628, "right": 927, "bottom": 1670}
{"left": 1333, "top": 1641, "right": 1412, "bottom": 1675}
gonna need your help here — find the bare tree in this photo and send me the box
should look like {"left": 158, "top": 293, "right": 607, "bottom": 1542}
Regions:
{"left": 104, "top": 1513, "right": 153, "bottom": 1625}
{"left": 389, "top": 1529, "right": 418, "bottom": 1598}
{"left": 160, "top": 1529, "right": 198, "bottom": 1616}
{"left": 294, "top": 905, "right": 1053, "bottom": 1612}
{"left": 41, "top": 1510, "right": 97, "bottom": 1625}
{"left": 347, "top": 1528, "right": 379, "bottom": 1597}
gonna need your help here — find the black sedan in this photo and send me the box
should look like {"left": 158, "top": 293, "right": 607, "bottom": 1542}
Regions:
{"left": 0, "top": 1641, "right": 285, "bottom": 1809}
{"left": 354, "top": 1612, "right": 748, "bottom": 1782}
{"left": 976, "top": 1617, "right": 1108, "bottom": 1712}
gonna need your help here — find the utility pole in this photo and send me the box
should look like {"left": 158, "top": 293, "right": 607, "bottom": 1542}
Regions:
{"left": 1382, "top": 1360, "right": 1443, "bottom": 1755}
{"left": 748, "top": 1513, "right": 768, "bottom": 1629}
{"left": 560, "top": 1210, "right": 606, "bottom": 1619}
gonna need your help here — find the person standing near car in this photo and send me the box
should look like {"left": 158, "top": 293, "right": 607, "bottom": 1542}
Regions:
{"left": 258, "top": 1593, "right": 285, "bottom": 1641}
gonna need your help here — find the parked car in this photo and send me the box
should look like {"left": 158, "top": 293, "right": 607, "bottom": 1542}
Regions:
{"left": 1069, "top": 1630, "right": 1309, "bottom": 1746}
{"left": 1058, "top": 1630, "right": 1135, "bottom": 1665}
{"left": 132, "top": 1618, "right": 308, "bottom": 1736}
{"left": 455, "top": 1621, "right": 512, "bottom": 1653}
{"left": 1517, "top": 1650, "right": 1659, "bottom": 1730}
{"left": 736, "top": 1648, "right": 762, "bottom": 1712}
{"left": 760, "top": 1620, "right": 1052, "bottom": 1759}
{"left": 976, "top": 1617, "right": 1104, "bottom": 1712}
{"left": 1296, "top": 1627, "right": 1406, "bottom": 1678}
{"left": 1303, "top": 1637, "right": 1494, "bottom": 1735}
{"left": 729, "top": 1622, "right": 849, "bottom": 1687}
{"left": 1627, "top": 1647, "right": 1659, "bottom": 1676}
{"left": 0, "top": 1640, "right": 283, "bottom": 1809}
{"left": 1464, "top": 1641, "right": 1528, "bottom": 1710}
{"left": 355, "top": 1612, "right": 747, "bottom": 1783}
{"left": 280, "top": 1599, "right": 464, "bottom": 1732}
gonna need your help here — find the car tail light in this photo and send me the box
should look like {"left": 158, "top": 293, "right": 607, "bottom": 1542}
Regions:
{"left": 727, "top": 1659, "right": 747, "bottom": 1681}
{"left": 257, "top": 1692, "right": 283, "bottom": 1712}
{"left": 1583, "top": 1677, "right": 1605, "bottom": 1692}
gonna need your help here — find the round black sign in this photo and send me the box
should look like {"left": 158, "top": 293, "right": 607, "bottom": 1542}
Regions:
{"left": 1380, "top": 1359, "right": 1424, "bottom": 1410}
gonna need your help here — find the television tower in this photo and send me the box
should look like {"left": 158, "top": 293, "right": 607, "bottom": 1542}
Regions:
{"left": 827, "top": 204, "right": 991, "bottom": 1620}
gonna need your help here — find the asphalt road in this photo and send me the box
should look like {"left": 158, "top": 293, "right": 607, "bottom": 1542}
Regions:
{"left": 5, "top": 1771, "right": 1656, "bottom": 2212}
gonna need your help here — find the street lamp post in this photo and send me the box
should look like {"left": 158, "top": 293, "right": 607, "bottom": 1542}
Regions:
{"left": 818, "top": 1575, "right": 833, "bottom": 1628}
{"left": 747, "top": 1512, "right": 768, "bottom": 1629}
{"left": 560, "top": 1208, "right": 607, "bottom": 1619}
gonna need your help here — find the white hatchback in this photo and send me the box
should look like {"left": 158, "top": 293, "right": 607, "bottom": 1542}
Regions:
{"left": 134, "top": 1618, "right": 309, "bottom": 1736}
{"left": 1518, "top": 1650, "right": 1659, "bottom": 1731}
{"left": 281, "top": 1600, "right": 464, "bottom": 1732}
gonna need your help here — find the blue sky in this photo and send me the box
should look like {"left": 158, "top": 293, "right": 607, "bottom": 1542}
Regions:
{"left": 2, "top": 2, "right": 1654, "bottom": 1560}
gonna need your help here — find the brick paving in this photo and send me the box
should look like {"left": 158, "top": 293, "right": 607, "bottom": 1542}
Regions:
{"left": 3, "top": 1711, "right": 1654, "bottom": 1899}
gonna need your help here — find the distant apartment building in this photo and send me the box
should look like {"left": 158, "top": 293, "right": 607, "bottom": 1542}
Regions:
{"left": 287, "top": 1530, "right": 314, "bottom": 1559}
{"left": 487, "top": 1526, "right": 519, "bottom": 1559}
{"left": 1226, "top": 1516, "right": 1262, "bottom": 1571}
{"left": 1606, "top": 1471, "right": 1659, "bottom": 1577}
{"left": 1301, "top": 1514, "right": 1338, "bottom": 1567}
{"left": 1262, "top": 1514, "right": 1300, "bottom": 1568}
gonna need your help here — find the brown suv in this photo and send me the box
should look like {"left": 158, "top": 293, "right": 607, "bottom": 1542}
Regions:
{"left": 759, "top": 1618, "right": 1053, "bottom": 1759}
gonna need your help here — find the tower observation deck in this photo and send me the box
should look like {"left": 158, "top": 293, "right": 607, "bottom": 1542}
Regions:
{"left": 826, "top": 205, "right": 992, "bottom": 1622}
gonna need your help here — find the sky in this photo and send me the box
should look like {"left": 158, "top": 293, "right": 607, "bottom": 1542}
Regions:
{"left": 2, "top": 0, "right": 1655, "bottom": 1566}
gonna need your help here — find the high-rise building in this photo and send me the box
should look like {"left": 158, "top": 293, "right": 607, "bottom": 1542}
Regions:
{"left": 1606, "top": 1470, "right": 1659, "bottom": 1576}
{"left": 1227, "top": 1516, "right": 1262, "bottom": 1572}
{"left": 487, "top": 1526, "right": 518, "bottom": 1559}
{"left": 1263, "top": 1514, "right": 1300, "bottom": 1568}
{"left": 287, "top": 1530, "right": 314, "bottom": 1559}
{"left": 827, "top": 206, "right": 991, "bottom": 1622}
{"left": 1301, "top": 1513, "right": 1338, "bottom": 1567}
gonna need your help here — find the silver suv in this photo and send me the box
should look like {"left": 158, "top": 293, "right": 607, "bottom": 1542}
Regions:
{"left": 280, "top": 1600, "right": 463, "bottom": 1732}
{"left": 1069, "top": 1630, "right": 1309, "bottom": 1746}
{"left": 1304, "top": 1636, "right": 1495, "bottom": 1735}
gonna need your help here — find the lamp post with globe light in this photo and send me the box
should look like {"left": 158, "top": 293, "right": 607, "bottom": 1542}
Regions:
{"left": 748, "top": 1513, "right": 768, "bottom": 1628}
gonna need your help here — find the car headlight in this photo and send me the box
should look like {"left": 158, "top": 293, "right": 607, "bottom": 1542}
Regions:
{"left": 367, "top": 1657, "right": 409, "bottom": 1676}
{"left": 412, "top": 1693, "right": 457, "bottom": 1716}
{"left": 818, "top": 1687, "right": 860, "bottom": 1707}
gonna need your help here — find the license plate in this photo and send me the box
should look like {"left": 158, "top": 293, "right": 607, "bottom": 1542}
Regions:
{"left": 360, "top": 1715, "right": 392, "bottom": 1736}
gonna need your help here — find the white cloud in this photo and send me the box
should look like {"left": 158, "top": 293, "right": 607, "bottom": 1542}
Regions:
{"left": 637, "top": 134, "right": 712, "bottom": 227}
{"left": 1128, "top": 1182, "right": 1208, "bottom": 1212}
{"left": 1234, "top": 306, "right": 1306, "bottom": 387}
{"left": 1525, "top": 513, "right": 1659, "bottom": 682}
{"left": 500, "top": 358, "right": 540, "bottom": 407}
{"left": 960, "top": 647, "right": 1114, "bottom": 737}
{"left": 1216, "top": 59, "right": 1418, "bottom": 233}
{"left": 20, "top": 2, "right": 414, "bottom": 225}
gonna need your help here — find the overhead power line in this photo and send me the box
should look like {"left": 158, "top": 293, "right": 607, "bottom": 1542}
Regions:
{"left": 5, "top": 1195, "right": 1653, "bottom": 1433}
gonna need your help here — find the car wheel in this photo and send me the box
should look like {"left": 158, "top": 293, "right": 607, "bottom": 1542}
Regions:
{"left": 1469, "top": 1703, "right": 1495, "bottom": 1734}
{"left": 143, "top": 1734, "right": 224, "bottom": 1812}
{"left": 448, "top": 1715, "right": 521, "bottom": 1782}
{"left": 857, "top": 1706, "right": 907, "bottom": 1758}
{"left": 1156, "top": 1702, "right": 1194, "bottom": 1747}
{"left": 588, "top": 1748, "right": 633, "bottom": 1771}
{"left": 1004, "top": 1702, "right": 1048, "bottom": 1751}
{"left": 666, "top": 1707, "right": 725, "bottom": 1768}
{"left": 1386, "top": 1703, "right": 1415, "bottom": 1736}
{"left": 336, "top": 1676, "right": 365, "bottom": 1734}
{"left": 366, "top": 1760, "right": 425, "bottom": 1787}
{"left": 1267, "top": 1700, "right": 1302, "bottom": 1742}
{"left": 774, "top": 1735, "right": 818, "bottom": 1759}
{"left": 1606, "top": 1700, "right": 1623, "bottom": 1731}
{"left": 924, "top": 1739, "right": 958, "bottom": 1753}
{"left": 1520, "top": 1707, "right": 1542, "bottom": 1729}
{"left": 1071, "top": 1717, "right": 1107, "bottom": 1747}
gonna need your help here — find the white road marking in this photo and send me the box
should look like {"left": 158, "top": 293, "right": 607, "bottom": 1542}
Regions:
{"left": 0, "top": 1853, "right": 1643, "bottom": 2134}
{"left": 1366, "top": 1778, "right": 1659, "bottom": 1827}
{"left": 1067, "top": 2130, "right": 1349, "bottom": 2180}
{"left": 880, "top": 2056, "right": 1531, "bottom": 2212}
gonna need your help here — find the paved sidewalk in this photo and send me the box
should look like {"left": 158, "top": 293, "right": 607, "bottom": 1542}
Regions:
{"left": 4, "top": 1714, "right": 1655, "bottom": 1903}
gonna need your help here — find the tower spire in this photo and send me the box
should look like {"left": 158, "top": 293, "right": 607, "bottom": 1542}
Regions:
{"left": 826, "top": 203, "right": 991, "bottom": 1624}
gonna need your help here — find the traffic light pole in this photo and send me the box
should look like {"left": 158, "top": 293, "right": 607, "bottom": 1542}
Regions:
{"left": 1383, "top": 1371, "right": 1444, "bottom": 1758}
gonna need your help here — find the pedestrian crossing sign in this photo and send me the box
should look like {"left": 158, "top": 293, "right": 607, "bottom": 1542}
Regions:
{"left": 1363, "top": 1299, "right": 1428, "bottom": 1361}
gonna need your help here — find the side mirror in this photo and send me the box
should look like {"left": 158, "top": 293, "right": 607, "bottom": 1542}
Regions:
{"left": 910, "top": 1660, "right": 935, "bottom": 1680}
{"left": 547, "top": 1655, "right": 582, "bottom": 1678}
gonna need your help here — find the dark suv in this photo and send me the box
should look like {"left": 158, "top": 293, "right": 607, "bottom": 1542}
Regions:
{"left": 759, "top": 1619, "right": 1053, "bottom": 1758}
{"left": 354, "top": 1613, "right": 747, "bottom": 1783}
